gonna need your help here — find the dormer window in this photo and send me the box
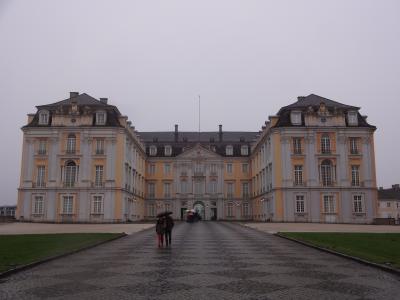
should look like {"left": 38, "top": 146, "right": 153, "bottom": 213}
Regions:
{"left": 165, "top": 145, "right": 172, "bottom": 156}
{"left": 149, "top": 145, "right": 157, "bottom": 156}
{"left": 38, "top": 110, "right": 49, "bottom": 125}
{"left": 95, "top": 111, "right": 107, "bottom": 125}
{"left": 290, "top": 111, "right": 302, "bottom": 125}
{"left": 347, "top": 111, "right": 358, "bottom": 126}
{"left": 226, "top": 145, "right": 233, "bottom": 156}
{"left": 241, "top": 145, "right": 249, "bottom": 156}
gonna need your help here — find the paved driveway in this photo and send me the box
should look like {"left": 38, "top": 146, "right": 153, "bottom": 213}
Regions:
{"left": 1, "top": 222, "right": 399, "bottom": 299}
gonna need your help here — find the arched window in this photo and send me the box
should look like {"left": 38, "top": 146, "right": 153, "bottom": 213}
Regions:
{"left": 66, "top": 134, "right": 76, "bottom": 154}
{"left": 320, "top": 159, "right": 333, "bottom": 186}
{"left": 64, "top": 161, "right": 77, "bottom": 187}
{"left": 321, "top": 134, "right": 331, "bottom": 154}
{"left": 38, "top": 110, "right": 49, "bottom": 125}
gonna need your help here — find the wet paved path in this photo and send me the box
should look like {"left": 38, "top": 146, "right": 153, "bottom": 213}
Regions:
{"left": 1, "top": 222, "right": 400, "bottom": 299}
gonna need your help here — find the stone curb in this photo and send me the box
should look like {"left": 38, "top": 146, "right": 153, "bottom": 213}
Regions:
{"left": 275, "top": 233, "right": 400, "bottom": 277}
{"left": 0, "top": 232, "right": 127, "bottom": 279}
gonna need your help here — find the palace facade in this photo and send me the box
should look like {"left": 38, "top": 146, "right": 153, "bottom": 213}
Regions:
{"left": 17, "top": 92, "right": 377, "bottom": 223}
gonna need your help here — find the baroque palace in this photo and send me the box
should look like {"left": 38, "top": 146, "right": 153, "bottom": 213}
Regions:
{"left": 17, "top": 92, "right": 377, "bottom": 223}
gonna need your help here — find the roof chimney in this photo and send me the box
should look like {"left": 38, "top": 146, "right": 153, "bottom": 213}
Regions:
{"left": 70, "top": 92, "right": 79, "bottom": 99}
{"left": 174, "top": 124, "right": 178, "bottom": 142}
{"left": 99, "top": 97, "right": 108, "bottom": 104}
{"left": 218, "top": 124, "right": 223, "bottom": 142}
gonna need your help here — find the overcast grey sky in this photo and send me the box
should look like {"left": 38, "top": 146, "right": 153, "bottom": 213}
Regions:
{"left": 0, "top": 0, "right": 399, "bottom": 205}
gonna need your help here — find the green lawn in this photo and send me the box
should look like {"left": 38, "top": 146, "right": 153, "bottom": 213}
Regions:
{"left": 0, "top": 233, "right": 122, "bottom": 273}
{"left": 280, "top": 232, "right": 400, "bottom": 269}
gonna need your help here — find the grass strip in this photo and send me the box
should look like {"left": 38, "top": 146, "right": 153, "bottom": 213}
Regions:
{"left": 280, "top": 232, "right": 400, "bottom": 269}
{"left": 0, "top": 233, "right": 122, "bottom": 273}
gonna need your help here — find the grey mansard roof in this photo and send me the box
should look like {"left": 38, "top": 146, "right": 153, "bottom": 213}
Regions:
{"left": 274, "top": 94, "right": 375, "bottom": 129}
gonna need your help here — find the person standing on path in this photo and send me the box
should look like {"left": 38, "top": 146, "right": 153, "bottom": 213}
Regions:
{"left": 164, "top": 215, "right": 174, "bottom": 246}
{"left": 156, "top": 217, "right": 166, "bottom": 247}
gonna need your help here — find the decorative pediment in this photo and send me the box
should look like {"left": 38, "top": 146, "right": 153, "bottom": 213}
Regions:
{"left": 176, "top": 143, "right": 222, "bottom": 160}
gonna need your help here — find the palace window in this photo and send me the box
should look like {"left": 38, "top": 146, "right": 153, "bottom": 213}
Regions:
{"left": 227, "top": 182, "right": 234, "bottom": 198}
{"left": 63, "top": 161, "right": 78, "bottom": 187}
{"left": 295, "top": 195, "right": 305, "bottom": 213}
{"left": 148, "top": 183, "right": 155, "bottom": 198}
{"left": 227, "top": 202, "right": 233, "bottom": 217}
{"left": 290, "top": 111, "right": 302, "bottom": 125}
{"left": 241, "top": 145, "right": 249, "bottom": 156}
{"left": 210, "top": 163, "right": 217, "bottom": 174}
{"left": 164, "top": 163, "right": 171, "bottom": 175}
{"left": 164, "top": 182, "right": 171, "bottom": 198}
{"left": 32, "top": 195, "right": 44, "bottom": 214}
{"left": 66, "top": 134, "right": 76, "bottom": 154}
{"left": 294, "top": 165, "right": 303, "bottom": 186}
{"left": 242, "top": 163, "right": 249, "bottom": 173}
{"left": 227, "top": 163, "right": 233, "bottom": 174}
{"left": 95, "top": 165, "right": 104, "bottom": 187}
{"left": 353, "top": 195, "right": 364, "bottom": 213}
{"left": 180, "top": 180, "right": 188, "bottom": 194}
{"left": 321, "top": 134, "right": 331, "bottom": 154}
{"left": 320, "top": 159, "right": 334, "bottom": 186}
{"left": 243, "top": 202, "right": 249, "bottom": 217}
{"left": 38, "top": 140, "right": 47, "bottom": 155}
{"left": 149, "top": 145, "right": 157, "bottom": 156}
{"left": 38, "top": 110, "right": 49, "bottom": 125}
{"left": 293, "top": 138, "right": 302, "bottom": 154}
{"left": 226, "top": 145, "right": 233, "bottom": 156}
{"left": 95, "top": 139, "right": 104, "bottom": 154}
{"left": 95, "top": 111, "right": 107, "bottom": 125}
{"left": 164, "top": 145, "right": 172, "bottom": 156}
{"left": 347, "top": 111, "right": 358, "bottom": 126}
{"left": 349, "top": 137, "right": 358, "bottom": 154}
{"left": 242, "top": 182, "right": 249, "bottom": 198}
{"left": 148, "top": 204, "right": 155, "bottom": 217}
{"left": 149, "top": 164, "right": 156, "bottom": 175}
{"left": 62, "top": 195, "right": 74, "bottom": 214}
{"left": 92, "top": 195, "right": 103, "bottom": 214}
{"left": 351, "top": 165, "right": 360, "bottom": 186}
{"left": 323, "top": 195, "right": 336, "bottom": 213}
{"left": 36, "top": 165, "right": 46, "bottom": 188}
{"left": 210, "top": 180, "right": 217, "bottom": 194}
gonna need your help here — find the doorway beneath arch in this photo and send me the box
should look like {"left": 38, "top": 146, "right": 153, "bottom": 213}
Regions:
{"left": 193, "top": 201, "right": 205, "bottom": 220}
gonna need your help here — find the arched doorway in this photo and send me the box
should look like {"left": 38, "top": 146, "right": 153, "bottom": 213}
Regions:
{"left": 193, "top": 201, "right": 205, "bottom": 220}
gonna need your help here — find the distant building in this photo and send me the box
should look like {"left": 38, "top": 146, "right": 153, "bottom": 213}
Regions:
{"left": 0, "top": 205, "right": 16, "bottom": 217}
{"left": 378, "top": 184, "right": 400, "bottom": 220}
{"left": 18, "top": 92, "right": 377, "bottom": 223}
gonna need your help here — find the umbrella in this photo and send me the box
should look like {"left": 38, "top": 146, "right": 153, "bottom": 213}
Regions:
{"left": 156, "top": 211, "right": 173, "bottom": 218}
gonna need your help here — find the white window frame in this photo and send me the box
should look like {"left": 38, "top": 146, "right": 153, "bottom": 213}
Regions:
{"left": 242, "top": 163, "right": 249, "bottom": 173}
{"left": 38, "top": 110, "right": 49, "bottom": 125}
{"left": 226, "top": 145, "right": 233, "bottom": 156}
{"left": 148, "top": 204, "right": 155, "bottom": 217}
{"left": 353, "top": 194, "right": 364, "bottom": 213}
{"left": 295, "top": 194, "right": 306, "bottom": 213}
{"left": 227, "top": 202, "right": 234, "bottom": 217}
{"left": 323, "top": 194, "right": 336, "bottom": 214}
{"left": 61, "top": 195, "right": 74, "bottom": 215}
{"left": 227, "top": 182, "right": 234, "bottom": 198}
{"left": 36, "top": 165, "right": 46, "bottom": 188}
{"left": 66, "top": 134, "right": 76, "bottom": 153}
{"left": 351, "top": 165, "right": 360, "bottom": 187}
{"left": 164, "top": 163, "right": 171, "bottom": 175}
{"left": 347, "top": 111, "right": 358, "bottom": 126}
{"left": 321, "top": 134, "right": 331, "bottom": 154}
{"left": 149, "top": 145, "right": 157, "bottom": 156}
{"left": 181, "top": 180, "right": 188, "bottom": 194}
{"left": 227, "top": 163, "right": 233, "bottom": 174}
{"left": 95, "top": 165, "right": 104, "bottom": 187}
{"left": 243, "top": 202, "right": 249, "bottom": 217}
{"left": 164, "top": 145, "right": 172, "bottom": 156}
{"left": 290, "top": 111, "right": 302, "bottom": 125}
{"left": 242, "top": 182, "right": 249, "bottom": 198}
{"left": 293, "top": 137, "right": 302, "bottom": 154}
{"left": 148, "top": 182, "right": 155, "bottom": 198}
{"left": 210, "top": 180, "right": 217, "bottom": 194}
{"left": 91, "top": 194, "right": 104, "bottom": 214}
{"left": 241, "top": 145, "right": 249, "bottom": 156}
{"left": 294, "top": 165, "right": 303, "bottom": 186}
{"left": 164, "top": 182, "right": 171, "bottom": 198}
{"left": 32, "top": 195, "right": 45, "bottom": 215}
{"left": 38, "top": 140, "right": 47, "bottom": 155}
{"left": 349, "top": 137, "right": 358, "bottom": 154}
{"left": 95, "top": 139, "right": 105, "bottom": 155}
{"left": 95, "top": 111, "right": 107, "bottom": 125}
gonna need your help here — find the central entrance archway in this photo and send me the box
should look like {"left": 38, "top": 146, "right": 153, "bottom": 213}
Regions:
{"left": 193, "top": 201, "right": 205, "bottom": 220}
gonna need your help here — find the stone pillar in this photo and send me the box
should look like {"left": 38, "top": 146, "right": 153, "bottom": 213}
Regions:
{"left": 337, "top": 133, "right": 348, "bottom": 186}
{"left": 305, "top": 133, "right": 317, "bottom": 187}
{"left": 48, "top": 137, "right": 59, "bottom": 187}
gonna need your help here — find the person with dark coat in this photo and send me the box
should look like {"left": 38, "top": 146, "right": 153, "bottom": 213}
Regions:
{"left": 164, "top": 215, "right": 174, "bottom": 246}
{"left": 156, "top": 217, "right": 166, "bottom": 247}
